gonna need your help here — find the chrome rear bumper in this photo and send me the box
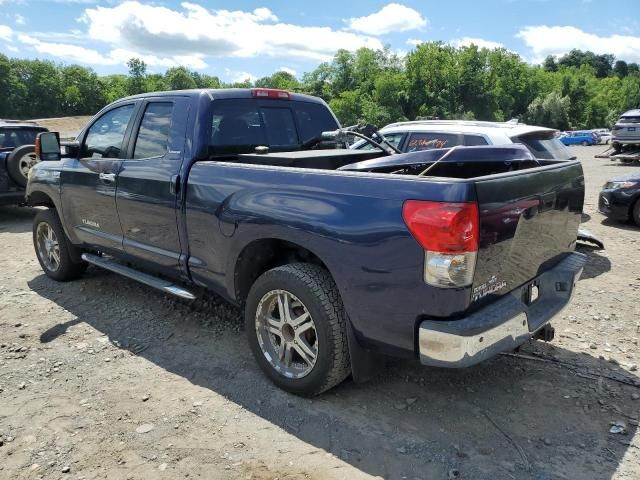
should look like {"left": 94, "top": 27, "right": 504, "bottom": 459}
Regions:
{"left": 418, "top": 252, "right": 586, "bottom": 368}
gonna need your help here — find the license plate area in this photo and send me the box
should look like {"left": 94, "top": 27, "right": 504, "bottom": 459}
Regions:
{"left": 522, "top": 280, "right": 540, "bottom": 306}
{"left": 628, "top": 127, "right": 636, "bottom": 132}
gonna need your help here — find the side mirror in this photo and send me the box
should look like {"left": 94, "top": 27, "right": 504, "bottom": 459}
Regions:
{"left": 36, "top": 132, "right": 61, "bottom": 161}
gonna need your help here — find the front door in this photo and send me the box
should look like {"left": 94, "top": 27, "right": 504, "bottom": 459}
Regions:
{"left": 61, "top": 102, "right": 137, "bottom": 252}
{"left": 116, "top": 98, "right": 189, "bottom": 277}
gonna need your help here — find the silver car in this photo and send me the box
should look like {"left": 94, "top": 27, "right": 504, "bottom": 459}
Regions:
{"left": 612, "top": 109, "right": 640, "bottom": 151}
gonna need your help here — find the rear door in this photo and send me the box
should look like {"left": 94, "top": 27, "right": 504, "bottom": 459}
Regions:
{"left": 116, "top": 97, "right": 190, "bottom": 277}
{"left": 471, "top": 161, "right": 584, "bottom": 305}
{"left": 61, "top": 102, "right": 137, "bottom": 252}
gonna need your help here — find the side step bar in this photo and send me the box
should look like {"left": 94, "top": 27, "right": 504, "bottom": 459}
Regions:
{"left": 81, "top": 253, "right": 196, "bottom": 300}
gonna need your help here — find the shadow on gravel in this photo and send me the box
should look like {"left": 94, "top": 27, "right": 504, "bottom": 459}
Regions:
{"left": 0, "top": 205, "right": 37, "bottom": 234}
{"left": 600, "top": 217, "right": 639, "bottom": 231}
{"left": 29, "top": 270, "right": 640, "bottom": 480}
{"left": 576, "top": 245, "right": 611, "bottom": 280}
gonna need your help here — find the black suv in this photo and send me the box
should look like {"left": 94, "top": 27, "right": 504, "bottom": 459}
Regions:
{"left": 0, "top": 120, "right": 48, "bottom": 205}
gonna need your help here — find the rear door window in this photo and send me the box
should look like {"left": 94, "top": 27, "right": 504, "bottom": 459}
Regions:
{"left": 133, "top": 102, "right": 174, "bottom": 159}
{"left": 406, "top": 132, "right": 461, "bottom": 152}
{"left": 357, "top": 132, "right": 404, "bottom": 151}
{"left": 464, "top": 134, "right": 489, "bottom": 146}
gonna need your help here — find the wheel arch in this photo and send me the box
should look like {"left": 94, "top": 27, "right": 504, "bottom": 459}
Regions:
{"left": 233, "top": 237, "right": 331, "bottom": 305}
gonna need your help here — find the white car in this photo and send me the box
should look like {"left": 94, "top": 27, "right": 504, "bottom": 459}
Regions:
{"left": 352, "top": 119, "right": 574, "bottom": 160}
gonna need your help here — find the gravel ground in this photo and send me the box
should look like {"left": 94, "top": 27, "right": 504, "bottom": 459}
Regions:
{"left": 1, "top": 146, "right": 639, "bottom": 480}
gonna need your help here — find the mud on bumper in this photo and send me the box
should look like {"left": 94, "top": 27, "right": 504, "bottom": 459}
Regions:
{"left": 418, "top": 252, "right": 586, "bottom": 368}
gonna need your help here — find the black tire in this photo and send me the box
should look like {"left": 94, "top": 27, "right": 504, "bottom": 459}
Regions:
{"left": 245, "top": 263, "right": 351, "bottom": 396}
{"left": 612, "top": 143, "right": 622, "bottom": 154}
{"left": 632, "top": 200, "right": 640, "bottom": 228}
{"left": 7, "top": 145, "right": 38, "bottom": 187}
{"left": 33, "top": 209, "right": 87, "bottom": 281}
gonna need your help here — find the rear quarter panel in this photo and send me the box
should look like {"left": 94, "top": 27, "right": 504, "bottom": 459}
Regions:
{"left": 185, "top": 162, "right": 476, "bottom": 356}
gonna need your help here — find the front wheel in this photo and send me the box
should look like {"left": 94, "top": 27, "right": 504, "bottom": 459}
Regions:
{"left": 581, "top": 141, "right": 589, "bottom": 146}
{"left": 33, "top": 209, "right": 87, "bottom": 281}
{"left": 245, "top": 263, "right": 351, "bottom": 396}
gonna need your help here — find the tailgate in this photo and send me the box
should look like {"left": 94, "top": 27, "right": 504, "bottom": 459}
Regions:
{"left": 471, "top": 161, "right": 584, "bottom": 304}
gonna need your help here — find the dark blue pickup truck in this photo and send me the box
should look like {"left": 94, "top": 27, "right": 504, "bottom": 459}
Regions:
{"left": 26, "top": 89, "right": 586, "bottom": 395}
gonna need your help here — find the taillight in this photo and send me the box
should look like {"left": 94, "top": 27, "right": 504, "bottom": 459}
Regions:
{"left": 402, "top": 200, "right": 479, "bottom": 288}
{"left": 251, "top": 88, "right": 290, "bottom": 99}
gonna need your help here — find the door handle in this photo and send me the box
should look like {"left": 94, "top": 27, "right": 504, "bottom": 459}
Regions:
{"left": 99, "top": 173, "right": 116, "bottom": 182}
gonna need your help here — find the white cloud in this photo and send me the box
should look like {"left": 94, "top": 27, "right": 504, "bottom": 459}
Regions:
{"left": 4, "top": 44, "right": 18, "bottom": 53}
{"left": 17, "top": 34, "right": 207, "bottom": 69}
{"left": 78, "top": 1, "right": 382, "bottom": 63}
{"left": 224, "top": 69, "right": 257, "bottom": 83}
{"left": 406, "top": 38, "right": 423, "bottom": 46}
{"left": 0, "top": 24, "right": 12, "bottom": 42}
{"left": 279, "top": 66, "right": 297, "bottom": 76}
{"left": 517, "top": 25, "right": 640, "bottom": 63}
{"left": 15, "top": 14, "right": 25, "bottom": 26}
{"left": 347, "top": 3, "right": 427, "bottom": 35}
{"left": 452, "top": 37, "right": 504, "bottom": 50}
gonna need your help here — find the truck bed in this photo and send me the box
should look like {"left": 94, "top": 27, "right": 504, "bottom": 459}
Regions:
{"left": 185, "top": 147, "right": 584, "bottom": 356}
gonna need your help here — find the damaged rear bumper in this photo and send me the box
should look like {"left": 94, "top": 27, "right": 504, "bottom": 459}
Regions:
{"left": 418, "top": 252, "right": 586, "bottom": 368}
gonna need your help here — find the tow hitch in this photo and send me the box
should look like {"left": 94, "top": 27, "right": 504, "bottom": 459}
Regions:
{"left": 533, "top": 324, "right": 555, "bottom": 342}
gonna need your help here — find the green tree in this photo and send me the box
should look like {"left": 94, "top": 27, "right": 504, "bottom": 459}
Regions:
{"left": 126, "top": 58, "right": 147, "bottom": 95}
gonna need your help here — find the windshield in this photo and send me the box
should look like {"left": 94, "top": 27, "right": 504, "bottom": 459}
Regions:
{"left": 209, "top": 99, "right": 339, "bottom": 154}
{"left": 512, "top": 131, "right": 573, "bottom": 160}
{"left": 0, "top": 128, "right": 42, "bottom": 148}
{"left": 355, "top": 132, "right": 404, "bottom": 150}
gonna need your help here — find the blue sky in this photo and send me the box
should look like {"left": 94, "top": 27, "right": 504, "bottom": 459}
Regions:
{"left": 1, "top": 0, "right": 639, "bottom": 82}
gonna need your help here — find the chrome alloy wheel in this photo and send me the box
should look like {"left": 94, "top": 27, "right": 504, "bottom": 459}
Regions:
{"left": 18, "top": 152, "right": 38, "bottom": 180}
{"left": 255, "top": 289, "right": 318, "bottom": 379}
{"left": 36, "top": 222, "right": 61, "bottom": 272}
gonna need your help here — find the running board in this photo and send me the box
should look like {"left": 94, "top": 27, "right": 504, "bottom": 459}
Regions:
{"left": 81, "top": 253, "right": 196, "bottom": 300}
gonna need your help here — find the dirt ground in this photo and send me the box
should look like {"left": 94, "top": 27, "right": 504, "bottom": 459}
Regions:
{"left": 30, "top": 117, "right": 92, "bottom": 140}
{"left": 1, "top": 146, "right": 639, "bottom": 480}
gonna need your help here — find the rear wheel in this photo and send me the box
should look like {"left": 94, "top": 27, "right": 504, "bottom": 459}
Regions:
{"left": 7, "top": 145, "right": 38, "bottom": 187}
{"left": 245, "top": 263, "right": 351, "bottom": 396}
{"left": 632, "top": 200, "right": 640, "bottom": 228}
{"left": 581, "top": 140, "right": 588, "bottom": 146}
{"left": 33, "top": 209, "right": 87, "bottom": 281}
{"left": 612, "top": 143, "right": 622, "bottom": 154}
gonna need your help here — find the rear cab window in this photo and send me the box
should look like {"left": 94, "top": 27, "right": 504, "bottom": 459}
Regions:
{"left": 133, "top": 102, "right": 174, "bottom": 159}
{"left": 512, "top": 131, "right": 572, "bottom": 160}
{"left": 209, "top": 99, "right": 339, "bottom": 155}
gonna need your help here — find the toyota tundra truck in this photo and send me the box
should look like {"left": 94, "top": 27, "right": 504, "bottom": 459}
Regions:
{"left": 26, "top": 88, "right": 586, "bottom": 396}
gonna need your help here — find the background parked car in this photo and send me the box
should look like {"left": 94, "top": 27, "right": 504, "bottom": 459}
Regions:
{"left": 612, "top": 109, "right": 640, "bottom": 152}
{"left": 593, "top": 128, "right": 612, "bottom": 144}
{"left": 599, "top": 173, "right": 640, "bottom": 227}
{"left": 0, "top": 120, "right": 48, "bottom": 205}
{"left": 351, "top": 119, "right": 574, "bottom": 160}
{"left": 559, "top": 131, "right": 599, "bottom": 146}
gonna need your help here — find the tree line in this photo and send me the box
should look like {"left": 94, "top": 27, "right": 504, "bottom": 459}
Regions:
{"left": 1, "top": 43, "right": 639, "bottom": 130}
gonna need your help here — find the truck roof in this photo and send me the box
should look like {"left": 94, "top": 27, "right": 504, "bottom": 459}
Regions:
{"left": 119, "top": 88, "right": 327, "bottom": 105}
{"left": 0, "top": 119, "right": 46, "bottom": 129}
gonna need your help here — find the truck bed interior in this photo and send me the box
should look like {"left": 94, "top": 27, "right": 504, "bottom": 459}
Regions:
{"left": 224, "top": 145, "right": 567, "bottom": 179}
